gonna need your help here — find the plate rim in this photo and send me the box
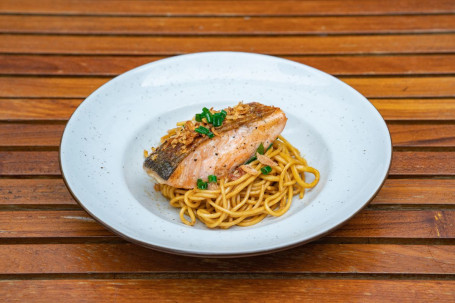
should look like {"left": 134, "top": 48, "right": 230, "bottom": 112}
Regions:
{"left": 59, "top": 51, "right": 393, "bottom": 257}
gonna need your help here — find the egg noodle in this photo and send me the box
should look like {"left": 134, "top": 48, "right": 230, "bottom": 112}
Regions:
{"left": 156, "top": 135, "right": 319, "bottom": 229}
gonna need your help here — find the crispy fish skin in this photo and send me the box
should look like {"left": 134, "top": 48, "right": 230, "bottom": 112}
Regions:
{"left": 144, "top": 102, "right": 287, "bottom": 189}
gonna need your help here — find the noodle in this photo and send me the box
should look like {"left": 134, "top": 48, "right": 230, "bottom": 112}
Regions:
{"left": 156, "top": 135, "right": 320, "bottom": 229}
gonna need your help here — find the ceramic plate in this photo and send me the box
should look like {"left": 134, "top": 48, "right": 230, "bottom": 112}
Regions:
{"left": 60, "top": 52, "right": 392, "bottom": 257}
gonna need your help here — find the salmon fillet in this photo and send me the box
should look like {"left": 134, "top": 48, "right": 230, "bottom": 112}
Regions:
{"left": 144, "top": 102, "right": 287, "bottom": 189}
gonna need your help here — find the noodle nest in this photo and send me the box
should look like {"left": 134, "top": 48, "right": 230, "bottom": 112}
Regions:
{"left": 157, "top": 136, "right": 319, "bottom": 229}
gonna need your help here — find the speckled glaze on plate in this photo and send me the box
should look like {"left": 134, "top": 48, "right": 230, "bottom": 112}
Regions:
{"left": 60, "top": 52, "right": 392, "bottom": 257}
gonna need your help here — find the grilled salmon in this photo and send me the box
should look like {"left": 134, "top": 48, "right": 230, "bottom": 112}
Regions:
{"left": 144, "top": 102, "right": 287, "bottom": 189}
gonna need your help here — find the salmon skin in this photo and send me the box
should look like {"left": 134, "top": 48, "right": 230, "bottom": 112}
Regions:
{"left": 144, "top": 102, "right": 287, "bottom": 189}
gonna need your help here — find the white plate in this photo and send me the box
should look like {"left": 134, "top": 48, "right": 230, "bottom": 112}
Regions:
{"left": 60, "top": 52, "right": 392, "bottom": 257}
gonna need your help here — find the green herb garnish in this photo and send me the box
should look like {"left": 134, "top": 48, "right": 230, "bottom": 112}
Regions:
{"left": 195, "top": 126, "right": 210, "bottom": 135}
{"left": 197, "top": 179, "right": 208, "bottom": 190}
{"left": 245, "top": 142, "right": 267, "bottom": 164}
{"left": 202, "top": 107, "right": 213, "bottom": 124}
{"left": 257, "top": 143, "right": 265, "bottom": 155}
{"left": 212, "top": 113, "right": 223, "bottom": 127}
{"left": 261, "top": 166, "right": 272, "bottom": 175}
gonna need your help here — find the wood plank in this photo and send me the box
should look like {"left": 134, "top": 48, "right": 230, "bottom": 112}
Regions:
{"left": 0, "top": 179, "right": 75, "bottom": 205}
{"left": 1, "top": 0, "right": 454, "bottom": 16}
{"left": 1, "top": 34, "right": 455, "bottom": 55}
{"left": 0, "top": 210, "right": 106, "bottom": 237}
{"left": 2, "top": 15, "right": 455, "bottom": 35}
{"left": 4, "top": 278, "right": 455, "bottom": 303}
{"left": 372, "top": 99, "right": 455, "bottom": 120}
{"left": 0, "top": 210, "right": 454, "bottom": 239}
{"left": 390, "top": 151, "right": 455, "bottom": 175}
{"left": 1, "top": 98, "right": 454, "bottom": 121}
{"left": 342, "top": 77, "right": 455, "bottom": 98}
{"left": 1, "top": 178, "right": 454, "bottom": 207}
{"left": 0, "top": 123, "right": 65, "bottom": 146}
{"left": 2, "top": 55, "right": 455, "bottom": 76}
{"left": 389, "top": 123, "right": 455, "bottom": 147}
{"left": 2, "top": 279, "right": 454, "bottom": 303}
{"left": 0, "top": 243, "right": 454, "bottom": 274}
{"left": 0, "top": 151, "right": 61, "bottom": 175}
{"left": 0, "top": 98, "right": 81, "bottom": 121}
{"left": 0, "top": 77, "right": 105, "bottom": 98}
{"left": 373, "top": 179, "right": 455, "bottom": 205}
{"left": 331, "top": 210, "right": 455, "bottom": 238}
{"left": 1, "top": 151, "right": 454, "bottom": 176}
{"left": 0, "top": 76, "right": 453, "bottom": 98}
{"left": 2, "top": 123, "right": 455, "bottom": 148}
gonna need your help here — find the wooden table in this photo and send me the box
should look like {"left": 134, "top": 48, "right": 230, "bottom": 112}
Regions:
{"left": 1, "top": 1, "right": 455, "bottom": 302}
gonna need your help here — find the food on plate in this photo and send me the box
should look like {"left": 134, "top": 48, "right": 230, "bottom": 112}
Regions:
{"left": 144, "top": 102, "right": 319, "bottom": 228}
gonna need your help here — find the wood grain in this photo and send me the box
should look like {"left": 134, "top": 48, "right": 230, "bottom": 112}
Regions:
{"left": 331, "top": 210, "right": 455, "bottom": 238}
{"left": 0, "top": 243, "right": 454, "bottom": 274}
{"left": 0, "top": 210, "right": 106, "bottom": 238}
{"left": 0, "top": 210, "right": 454, "bottom": 239}
{"left": 2, "top": 279, "right": 454, "bottom": 303}
{"left": 0, "top": 76, "right": 453, "bottom": 98}
{"left": 342, "top": 77, "right": 455, "bottom": 98}
{"left": 1, "top": 178, "right": 454, "bottom": 207}
{"left": 0, "top": 0, "right": 455, "bottom": 16}
{"left": 2, "top": 55, "right": 455, "bottom": 76}
{"left": 2, "top": 123, "right": 455, "bottom": 147}
{"left": 0, "top": 151, "right": 61, "bottom": 175}
{"left": 0, "top": 98, "right": 81, "bottom": 121}
{"left": 1, "top": 98, "right": 454, "bottom": 121}
{"left": 1, "top": 34, "right": 455, "bottom": 55}
{"left": 389, "top": 123, "right": 455, "bottom": 147}
{"left": 373, "top": 179, "right": 455, "bottom": 205}
{"left": 371, "top": 99, "right": 455, "bottom": 120}
{"left": 0, "top": 77, "right": 105, "bottom": 98}
{"left": 0, "top": 179, "right": 75, "bottom": 205}
{"left": 2, "top": 15, "right": 454, "bottom": 35}
{"left": 2, "top": 151, "right": 454, "bottom": 176}
{"left": 390, "top": 151, "right": 455, "bottom": 175}
{"left": 0, "top": 123, "right": 64, "bottom": 146}
{"left": 1, "top": 0, "right": 454, "bottom": 16}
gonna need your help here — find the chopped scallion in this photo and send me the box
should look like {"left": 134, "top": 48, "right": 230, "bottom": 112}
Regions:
{"left": 245, "top": 156, "right": 257, "bottom": 164}
{"left": 261, "top": 166, "right": 272, "bottom": 175}
{"left": 202, "top": 107, "right": 213, "bottom": 124}
{"left": 197, "top": 179, "right": 208, "bottom": 190}
{"left": 208, "top": 175, "right": 217, "bottom": 183}
{"left": 257, "top": 143, "right": 265, "bottom": 155}
{"left": 194, "top": 107, "right": 227, "bottom": 137}
{"left": 195, "top": 126, "right": 210, "bottom": 135}
{"left": 212, "top": 114, "right": 223, "bottom": 127}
